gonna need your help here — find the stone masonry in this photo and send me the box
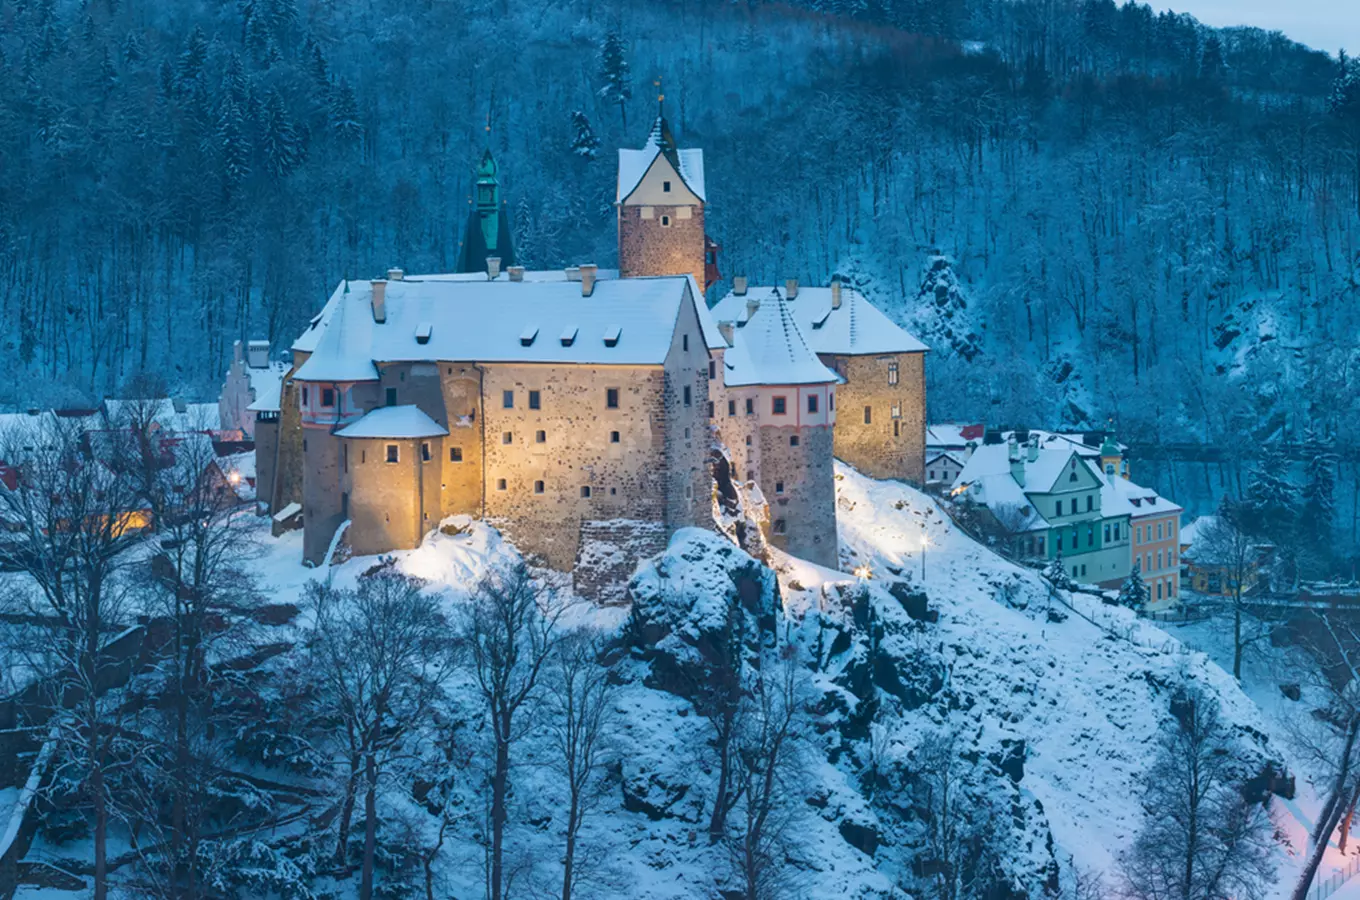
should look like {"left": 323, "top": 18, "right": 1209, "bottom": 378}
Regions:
{"left": 824, "top": 351, "right": 927, "bottom": 484}
{"left": 618, "top": 204, "right": 706, "bottom": 289}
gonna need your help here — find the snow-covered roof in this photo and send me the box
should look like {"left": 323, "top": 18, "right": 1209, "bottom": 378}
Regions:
{"left": 998, "top": 429, "right": 1127, "bottom": 457}
{"left": 292, "top": 273, "right": 700, "bottom": 382}
{"left": 925, "top": 450, "right": 967, "bottom": 467}
{"left": 711, "top": 285, "right": 928, "bottom": 357}
{"left": 966, "top": 473, "right": 1048, "bottom": 532}
{"left": 953, "top": 443, "right": 1082, "bottom": 496}
{"left": 687, "top": 275, "right": 726, "bottom": 351}
{"left": 1097, "top": 471, "right": 1182, "bottom": 520}
{"left": 245, "top": 362, "right": 288, "bottom": 413}
{"left": 927, "top": 423, "right": 985, "bottom": 449}
{"left": 335, "top": 405, "right": 450, "bottom": 440}
{"left": 616, "top": 117, "right": 705, "bottom": 202}
{"left": 721, "top": 289, "right": 839, "bottom": 388}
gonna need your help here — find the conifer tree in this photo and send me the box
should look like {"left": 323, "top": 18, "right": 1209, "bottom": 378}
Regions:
{"left": 262, "top": 88, "right": 303, "bottom": 178}
{"left": 1298, "top": 427, "right": 1337, "bottom": 576}
{"left": 1043, "top": 553, "right": 1072, "bottom": 589}
{"left": 570, "top": 109, "right": 599, "bottom": 160}
{"left": 1242, "top": 442, "right": 1295, "bottom": 541}
{"left": 1119, "top": 566, "right": 1150, "bottom": 610}
{"left": 329, "top": 78, "right": 362, "bottom": 145}
{"left": 176, "top": 25, "right": 207, "bottom": 88}
{"left": 598, "top": 32, "right": 631, "bottom": 127}
{"left": 217, "top": 95, "right": 251, "bottom": 196}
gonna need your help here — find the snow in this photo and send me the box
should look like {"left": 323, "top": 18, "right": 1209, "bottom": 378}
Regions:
{"left": 615, "top": 117, "right": 706, "bottom": 202}
{"left": 292, "top": 273, "right": 704, "bottom": 381}
{"left": 926, "top": 421, "right": 984, "bottom": 449}
{"left": 334, "top": 404, "right": 449, "bottom": 439}
{"left": 721, "top": 289, "right": 839, "bottom": 387}
{"left": 954, "top": 441, "right": 1079, "bottom": 495}
{"left": 711, "top": 283, "right": 929, "bottom": 356}
{"left": 1100, "top": 471, "right": 1183, "bottom": 520}
{"left": 272, "top": 501, "right": 301, "bottom": 522}
{"left": 245, "top": 363, "right": 287, "bottom": 413}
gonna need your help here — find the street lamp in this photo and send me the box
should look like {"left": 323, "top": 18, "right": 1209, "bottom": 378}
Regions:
{"left": 919, "top": 533, "right": 929, "bottom": 582}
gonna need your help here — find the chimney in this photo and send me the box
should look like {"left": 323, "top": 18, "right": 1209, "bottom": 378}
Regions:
{"left": 733, "top": 276, "right": 748, "bottom": 296}
{"left": 579, "top": 264, "right": 598, "bottom": 297}
{"left": 508, "top": 266, "right": 525, "bottom": 282}
{"left": 371, "top": 279, "right": 387, "bottom": 323}
{"left": 232, "top": 339, "right": 244, "bottom": 366}
{"left": 785, "top": 278, "right": 799, "bottom": 300}
{"left": 1027, "top": 434, "right": 1039, "bottom": 463}
{"left": 745, "top": 297, "right": 761, "bottom": 318}
{"left": 486, "top": 257, "right": 501, "bottom": 280}
{"left": 831, "top": 278, "right": 843, "bottom": 309}
{"left": 1008, "top": 437, "right": 1025, "bottom": 487}
{"left": 246, "top": 340, "right": 270, "bottom": 369}
{"left": 717, "top": 320, "right": 735, "bottom": 346}
{"left": 565, "top": 266, "right": 582, "bottom": 282}
{"left": 386, "top": 267, "right": 404, "bottom": 281}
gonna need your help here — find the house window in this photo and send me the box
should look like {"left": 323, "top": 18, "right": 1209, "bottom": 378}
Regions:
{"left": 385, "top": 444, "right": 399, "bottom": 463}
{"left": 1104, "top": 524, "right": 1111, "bottom": 542}
{"left": 1156, "top": 581, "right": 1163, "bottom": 601}
{"left": 421, "top": 442, "right": 431, "bottom": 462}
{"left": 581, "top": 486, "right": 592, "bottom": 498}
{"left": 745, "top": 436, "right": 752, "bottom": 446}
{"left": 1136, "top": 526, "right": 1143, "bottom": 543}
{"left": 790, "top": 435, "right": 800, "bottom": 447}
{"left": 663, "top": 180, "right": 672, "bottom": 192}
{"left": 360, "top": 449, "right": 366, "bottom": 463}
{"left": 775, "top": 481, "right": 785, "bottom": 494}
{"left": 773, "top": 397, "right": 787, "bottom": 415}
{"left": 709, "top": 360, "right": 716, "bottom": 379}
{"left": 607, "top": 388, "right": 619, "bottom": 409}
{"left": 529, "top": 390, "right": 541, "bottom": 410}
{"left": 1086, "top": 495, "right": 1093, "bottom": 512}
{"left": 496, "top": 478, "right": 507, "bottom": 491}
{"left": 683, "top": 386, "right": 692, "bottom": 406}
{"left": 386, "top": 388, "right": 397, "bottom": 407}
{"left": 302, "top": 387, "right": 309, "bottom": 405}
{"left": 502, "top": 432, "right": 513, "bottom": 444}
{"left": 829, "top": 392, "right": 835, "bottom": 411}
{"left": 1157, "top": 523, "right": 1163, "bottom": 540}
{"left": 503, "top": 390, "right": 514, "bottom": 409}
{"left": 450, "top": 447, "right": 463, "bottom": 462}
{"left": 661, "top": 215, "right": 671, "bottom": 227}
{"left": 893, "top": 421, "right": 900, "bottom": 437}
{"left": 863, "top": 406, "right": 872, "bottom": 425}
{"left": 683, "top": 335, "right": 689, "bottom": 351}
{"left": 1056, "top": 499, "right": 1063, "bottom": 516}
{"left": 610, "top": 431, "right": 620, "bottom": 443}
{"left": 745, "top": 398, "right": 754, "bottom": 415}
{"left": 534, "top": 480, "right": 545, "bottom": 494}
{"left": 773, "top": 519, "right": 787, "bottom": 535}
{"left": 1087, "top": 525, "right": 1094, "bottom": 547}
{"left": 534, "top": 430, "right": 545, "bottom": 443}
{"left": 321, "top": 388, "right": 335, "bottom": 407}
{"left": 1157, "top": 549, "right": 1163, "bottom": 570}
{"left": 1113, "top": 523, "right": 1120, "bottom": 540}
{"left": 1038, "top": 537, "right": 1045, "bottom": 555}
{"left": 808, "top": 395, "right": 819, "bottom": 414}
{"left": 728, "top": 400, "right": 736, "bottom": 416}
{"left": 929, "top": 470, "right": 936, "bottom": 481}
{"left": 708, "top": 401, "right": 714, "bottom": 417}
{"left": 888, "top": 361, "right": 899, "bottom": 385}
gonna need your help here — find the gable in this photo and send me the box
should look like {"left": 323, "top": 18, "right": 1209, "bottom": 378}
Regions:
{"left": 621, "top": 153, "right": 702, "bottom": 206}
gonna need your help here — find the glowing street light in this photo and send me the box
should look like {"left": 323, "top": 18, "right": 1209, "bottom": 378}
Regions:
{"left": 854, "top": 565, "right": 872, "bottom": 580}
{"left": 919, "top": 533, "right": 929, "bottom": 581}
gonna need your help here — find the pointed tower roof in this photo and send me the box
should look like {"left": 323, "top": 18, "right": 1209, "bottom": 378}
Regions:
{"left": 456, "top": 148, "right": 516, "bottom": 273}
{"left": 617, "top": 112, "right": 705, "bottom": 203}
{"left": 722, "top": 288, "right": 839, "bottom": 387}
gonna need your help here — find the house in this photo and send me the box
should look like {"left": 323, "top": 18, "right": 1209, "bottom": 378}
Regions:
{"left": 1099, "top": 468, "right": 1182, "bottom": 601}
{"left": 1180, "top": 515, "right": 1267, "bottom": 597}
{"left": 925, "top": 451, "right": 966, "bottom": 487}
{"left": 219, "top": 339, "right": 288, "bottom": 439}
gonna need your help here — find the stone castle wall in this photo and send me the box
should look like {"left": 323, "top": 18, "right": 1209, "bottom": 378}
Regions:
{"left": 618, "top": 204, "right": 706, "bottom": 289}
{"left": 661, "top": 295, "right": 714, "bottom": 533}
{"left": 341, "top": 434, "right": 442, "bottom": 556}
{"left": 253, "top": 418, "right": 279, "bottom": 513}
{"left": 826, "top": 351, "right": 926, "bottom": 484}
{"left": 301, "top": 425, "right": 343, "bottom": 561}
{"left": 758, "top": 424, "right": 837, "bottom": 567}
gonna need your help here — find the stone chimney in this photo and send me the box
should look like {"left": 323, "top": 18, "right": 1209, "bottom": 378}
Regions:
{"left": 745, "top": 297, "right": 761, "bottom": 318}
{"left": 717, "top": 320, "right": 735, "bottom": 346}
{"left": 387, "top": 267, "right": 404, "bottom": 281}
{"left": 579, "top": 264, "right": 598, "bottom": 297}
{"left": 831, "top": 278, "right": 843, "bottom": 309}
{"left": 785, "top": 278, "right": 799, "bottom": 300}
{"left": 486, "top": 257, "right": 501, "bottom": 280}
{"left": 1008, "top": 437, "right": 1025, "bottom": 487}
{"left": 565, "top": 266, "right": 582, "bottom": 282}
{"left": 508, "top": 266, "right": 525, "bottom": 282}
{"left": 733, "top": 276, "right": 748, "bottom": 296}
{"left": 1027, "top": 434, "right": 1039, "bottom": 463}
{"left": 246, "top": 340, "right": 270, "bottom": 369}
{"left": 371, "top": 279, "right": 387, "bottom": 323}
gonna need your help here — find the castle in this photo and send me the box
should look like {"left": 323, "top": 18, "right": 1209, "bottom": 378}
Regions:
{"left": 252, "top": 114, "right": 928, "bottom": 598}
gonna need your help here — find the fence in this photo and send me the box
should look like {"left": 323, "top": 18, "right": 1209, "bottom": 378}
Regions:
{"left": 1309, "top": 852, "right": 1360, "bottom": 900}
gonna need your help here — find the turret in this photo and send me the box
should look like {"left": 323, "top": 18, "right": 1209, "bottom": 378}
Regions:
{"left": 1100, "top": 432, "right": 1127, "bottom": 480}
{"left": 456, "top": 149, "right": 516, "bottom": 273}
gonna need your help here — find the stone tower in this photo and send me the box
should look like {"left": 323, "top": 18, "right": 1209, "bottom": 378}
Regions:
{"left": 616, "top": 113, "right": 707, "bottom": 289}
{"left": 457, "top": 149, "right": 516, "bottom": 273}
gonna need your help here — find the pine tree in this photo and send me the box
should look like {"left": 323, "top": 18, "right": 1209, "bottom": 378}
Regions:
{"left": 328, "top": 79, "right": 362, "bottom": 145}
{"left": 570, "top": 110, "right": 599, "bottom": 160}
{"left": 1299, "top": 428, "right": 1338, "bottom": 576}
{"left": 177, "top": 25, "right": 208, "bottom": 89}
{"left": 306, "top": 38, "right": 328, "bottom": 87}
{"left": 597, "top": 32, "right": 631, "bottom": 128}
{"left": 217, "top": 95, "right": 251, "bottom": 196}
{"left": 121, "top": 30, "right": 143, "bottom": 64}
{"left": 261, "top": 88, "right": 303, "bottom": 178}
{"left": 1043, "top": 553, "right": 1072, "bottom": 589}
{"left": 1242, "top": 442, "right": 1296, "bottom": 541}
{"left": 1119, "top": 566, "right": 1150, "bottom": 610}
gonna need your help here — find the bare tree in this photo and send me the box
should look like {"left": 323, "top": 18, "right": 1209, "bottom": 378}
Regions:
{"left": 908, "top": 727, "right": 1003, "bottom": 900}
{"left": 308, "top": 571, "right": 453, "bottom": 900}
{"left": 460, "top": 561, "right": 564, "bottom": 900}
{"left": 1119, "top": 687, "right": 1275, "bottom": 900}
{"left": 548, "top": 629, "right": 616, "bottom": 900}
{"left": 0, "top": 415, "right": 149, "bottom": 900}
{"left": 1196, "top": 505, "right": 1263, "bottom": 680}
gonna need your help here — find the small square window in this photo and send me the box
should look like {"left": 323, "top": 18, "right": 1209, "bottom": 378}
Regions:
{"left": 386, "top": 387, "right": 397, "bottom": 407}
{"left": 606, "top": 388, "right": 619, "bottom": 409}
{"left": 496, "top": 478, "right": 507, "bottom": 491}
{"left": 775, "top": 481, "right": 785, "bottom": 494}
{"left": 773, "top": 519, "right": 787, "bottom": 535}
{"left": 610, "top": 431, "right": 620, "bottom": 443}
{"left": 529, "top": 390, "right": 541, "bottom": 410}
{"left": 534, "top": 480, "right": 545, "bottom": 494}
{"left": 581, "top": 486, "right": 592, "bottom": 498}
{"left": 321, "top": 388, "right": 335, "bottom": 407}
{"left": 728, "top": 400, "right": 736, "bottom": 416}
{"left": 503, "top": 390, "right": 514, "bottom": 409}
{"left": 807, "top": 395, "right": 819, "bottom": 414}
{"left": 772, "top": 397, "right": 787, "bottom": 415}
{"left": 421, "top": 442, "right": 431, "bottom": 462}
{"left": 745, "top": 436, "right": 752, "bottom": 446}
{"left": 502, "top": 431, "right": 513, "bottom": 444}
{"left": 683, "top": 386, "right": 692, "bottom": 406}
{"left": 386, "top": 444, "right": 399, "bottom": 463}
{"left": 661, "top": 215, "right": 671, "bottom": 227}
{"left": 790, "top": 435, "right": 800, "bottom": 447}
{"left": 663, "top": 180, "right": 672, "bottom": 192}
{"left": 536, "top": 430, "right": 546, "bottom": 443}
{"left": 450, "top": 447, "right": 463, "bottom": 462}
{"left": 745, "top": 398, "right": 754, "bottom": 415}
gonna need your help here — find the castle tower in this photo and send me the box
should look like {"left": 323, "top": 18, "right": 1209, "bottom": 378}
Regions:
{"left": 1100, "top": 432, "right": 1128, "bottom": 480}
{"left": 616, "top": 110, "right": 708, "bottom": 289}
{"left": 457, "top": 149, "right": 516, "bottom": 273}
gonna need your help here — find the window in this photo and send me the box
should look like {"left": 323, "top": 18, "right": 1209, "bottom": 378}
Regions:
{"left": 386, "top": 387, "right": 397, "bottom": 407}
{"left": 808, "top": 394, "right": 819, "bottom": 414}
{"left": 421, "top": 442, "right": 431, "bottom": 462}
{"left": 773, "top": 519, "right": 787, "bottom": 535}
{"left": 893, "top": 421, "right": 900, "bottom": 437}
{"left": 1081, "top": 564, "right": 1087, "bottom": 577}
{"left": 1156, "top": 523, "right": 1163, "bottom": 540}
{"left": 661, "top": 215, "right": 671, "bottom": 227}
{"left": 790, "top": 435, "right": 800, "bottom": 447}
{"left": 1038, "top": 537, "right": 1045, "bottom": 555}
{"left": 829, "top": 393, "right": 835, "bottom": 411}
{"left": 1136, "top": 526, "right": 1143, "bottom": 543}
{"left": 1086, "top": 495, "right": 1093, "bottom": 512}
{"left": 385, "top": 444, "right": 399, "bottom": 463}
{"left": 1145, "top": 552, "right": 1151, "bottom": 571}
{"left": 321, "top": 388, "right": 335, "bottom": 407}
{"left": 534, "top": 480, "right": 545, "bottom": 494}
{"left": 1086, "top": 525, "right": 1094, "bottom": 547}
{"left": 708, "top": 401, "right": 714, "bottom": 417}
{"left": 360, "top": 449, "right": 366, "bottom": 464}
{"left": 502, "top": 431, "right": 513, "bottom": 444}
{"left": 773, "top": 396, "right": 787, "bottom": 415}
{"left": 891, "top": 403, "right": 901, "bottom": 419}
{"left": 529, "top": 390, "right": 541, "bottom": 410}
{"left": 302, "top": 387, "right": 309, "bottom": 405}
{"left": 606, "top": 388, "right": 619, "bottom": 409}
{"left": 1069, "top": 470, "right": 1078, "bottom": 483}
{"left": 709, "top": 360, "right": 716, "bottom": 379}
{"left": 1056, "top": 499, "right": 1063, "bottom": 516}
{"left": 745, "top": 398, "right": 754, "bottom": 415}
{"left": 1157, "top": 549, "right": 1163, "bottom": 570}
{"left": 683, "top": 386, "right": 692, "bottom": 406}
{"left": 450, "top": 447, "right": 463, "bottom": 462}
{"left": 683, "top": 334, "right": 689, "bottom": 351}
{"left": 503, "top": 390, "right": 514, "bottom": 409}
{"left": 580, "top": 486, "right": 592, "bottom": 498}
{"left": 535, "top": 430, "right": 546, "bottom": 443}
{"left": 1156, "top": 581, "right": 1163, "bottom": 601}
{"left": 745, "top": 436, "right": 752, "bottom": 446}
{"left": 888, "top": 361, "right": 899, "bottom": 385}
{"left": 863, "top": 406, "right": 872, "bottom": 425}
{"left": 610, "top": 431, "right": 620, "bottom": 443}
{"left": 663, "top": 180, "right": 672, "bottom": 192}
{"left": 929, "top": 470, "right": 936, "bottom": 481}
{"left": 728, "top": 400, "right": 736, "bottom": 416}
{"left": 496, "top": 478, "right": 507, "bottom": 491}
{"left": 1113, "top": 523, "right": 1120, "bottom": 540}
{"left": 1104, "top": 524, "right": 1111, "bottom": 542}
{"left": 775, "top": 481, "right": 785, "bottom": 494}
